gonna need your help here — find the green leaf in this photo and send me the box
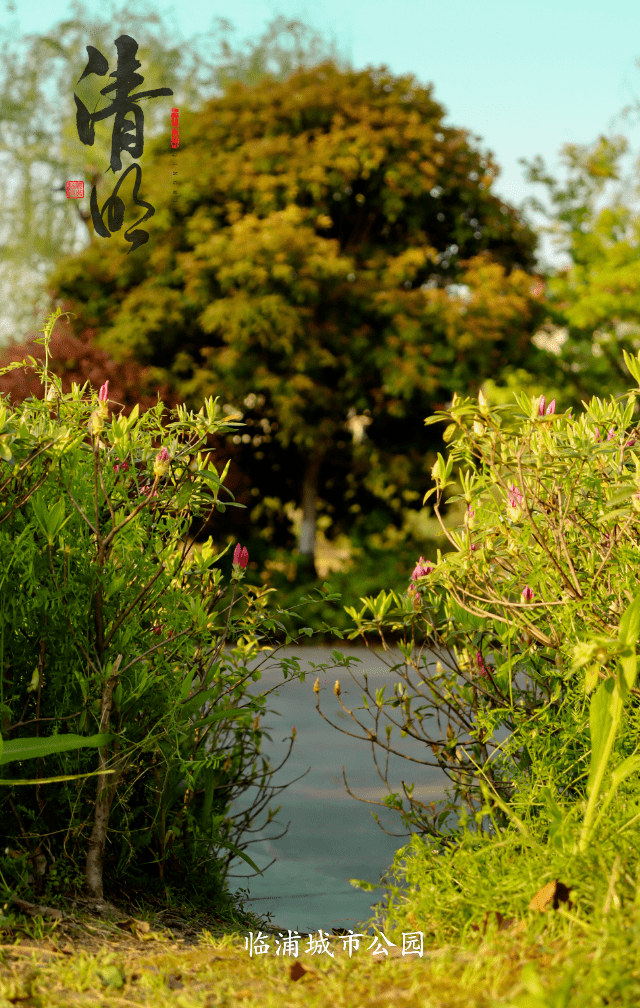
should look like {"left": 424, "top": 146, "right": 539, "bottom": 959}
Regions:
{"left": 0, "top": 732, "right": 114, "bottom": 766}
{"left": 618, "top": 591, "right": 640, "bottom": 648}
{"left": 587, "top": 677, "right": 616, "bottom": 795}
{"left": 215, "top": 837, "right": 263, "bottom": 874}
{"left": 189, "top": 708, "right": 251, "bottom": 732}
{"left": 584, "top": 663, "right": 600, "bottom": 694}
{"left": 0, "top": 768, "right": 117, "bottom": 786}
{"left": 609, "top": 753, "right": 640, "bottom": 793}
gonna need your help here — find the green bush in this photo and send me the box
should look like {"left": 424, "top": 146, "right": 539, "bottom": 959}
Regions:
{"left": 322, "top": 354, "right": 640, "bottom": 852}
{"left": 330, "top": 351, "right": 640, "bottom": 957}
{"left": 0, "top": 309, "right": 341, "bottom": 915}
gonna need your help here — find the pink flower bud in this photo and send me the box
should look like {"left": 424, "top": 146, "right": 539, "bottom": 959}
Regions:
{"left": 411, "top": 556, "right": 434, "bottom": 581}
{"left": 475, "top": 652, "right": 490, "bottom": 678}
{"left": 594, "top": 427, "right": 601, "bottom": 442}
{"left": 113, "top": 462, "right": 130, "bottom": 473}
{"left": 233, "top": 543, "right": 249, "bottom": 568}
{"left": 521, "top": 585, "right": 534, "bottom": 603}
{"left": 506, "top": 483, "right": 524, "bottom": 521}
{"left": 607, "top": 426, "right": 616, "bottom": 441}
{"left": 153, "top": 446, "right": 170, "bottom": 479}
{"left": 546, "top": 400, "right": 556, "bottom": 415}
{"left": 95, "top": 380, "right": 110, "bottom": 421}
{"left": 538, "top": 396, "right": 546, "bottom": 416}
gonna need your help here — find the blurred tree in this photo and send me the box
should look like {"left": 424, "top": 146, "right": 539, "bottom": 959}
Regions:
{"left": 0, "top": 1, "right": 349, "bottom": 341}
{"left": 49, "top": 61, "right": 548, "bottom": 575}
{"left": 508, "top": 133, "right": 640, "bottom": 411}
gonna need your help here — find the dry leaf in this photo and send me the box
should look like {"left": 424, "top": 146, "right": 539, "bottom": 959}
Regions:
{"left": 289, "top": 960, "right": 307, "bottom": 981}
{"left": 528, "top": 879, "right": 572, "bottom": 912}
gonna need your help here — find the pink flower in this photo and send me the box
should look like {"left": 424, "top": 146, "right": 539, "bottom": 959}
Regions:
{"left": 506, "top": 483, "right": 524, "bottom": 521}
{"left": 538, "top": 396, "right": 556, "bottom": 417}
{"left": 233, "top": 543, "right": 249, "bottom": 568}
{"left": 411, "top": 556, "right": 434, "bottom": 581}
{"left": 90, "top": 380, "right": 110, "bottom": 436}
{"left": 140, "top": 483, "right": 158, "bottom": 498}
{"left": 113, "top": 462, "right": 130, "bottom": 473}
{"left": 153, "top": 446, "right": 171, "bottom": 479}
{"left": 606, "top": 426, "right": 616, "bottom": 441}
{"left": 594, "top": 427, "right": 601, "bottom": 442}
{"left": 626, "top": 436, "right": 637, "bottom": 447}
{"left": 475, "top": 652, "right": 491, "bottom": 679}
{"left": 521, "top": 585, "right": 534, "bottom": 603}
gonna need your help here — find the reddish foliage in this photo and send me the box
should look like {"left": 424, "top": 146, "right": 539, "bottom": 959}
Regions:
{"left": 0, "top": 306, "right": 181, "bottom": 420}
{"left": 0, "top": 305, "right": 251, "bottom": 540}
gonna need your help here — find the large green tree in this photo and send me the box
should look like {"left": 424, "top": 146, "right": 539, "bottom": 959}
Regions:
{"left": 49, "top": 60, "right": 548, "bottom": 574}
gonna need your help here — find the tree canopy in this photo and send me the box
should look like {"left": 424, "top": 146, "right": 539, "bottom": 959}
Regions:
{"left": 47, "top": 59, "right": 549, "bottom": 573}
{"left": 510, "top": 133, "right": 640, "bottom": 410}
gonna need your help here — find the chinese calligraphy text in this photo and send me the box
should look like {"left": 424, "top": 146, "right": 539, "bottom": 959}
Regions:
{"left": 74, "top": 34, "right": 173, "bottom": 252}
{"left": 244, "top": 929, "right": 424, "bottom": 958}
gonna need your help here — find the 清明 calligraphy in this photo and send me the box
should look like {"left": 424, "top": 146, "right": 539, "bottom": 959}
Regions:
{"left": 74, "top": 35, "right": 173, "bottom": 252}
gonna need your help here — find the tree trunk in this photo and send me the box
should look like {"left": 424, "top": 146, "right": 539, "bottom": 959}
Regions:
{"left": 298, "top": 453, "right": 322, "bottom": 577}
{"left": 84, "top": 654, "right": 123, "bottom": 903}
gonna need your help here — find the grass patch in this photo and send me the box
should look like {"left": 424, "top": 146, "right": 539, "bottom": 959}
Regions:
{"left": 2, "top": 856, "right": 640, "bottom": 1007}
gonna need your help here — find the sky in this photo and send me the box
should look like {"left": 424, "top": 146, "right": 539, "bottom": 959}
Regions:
{"left": 2, "top": 0, "right": 640, "bottom": 270}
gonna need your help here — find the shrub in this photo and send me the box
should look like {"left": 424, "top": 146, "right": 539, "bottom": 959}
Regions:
{"left": 318, "top": 352, "right": 640, "bottom": 850}
{"left": 0, "top": 308, "right": 341, "bottom": 913}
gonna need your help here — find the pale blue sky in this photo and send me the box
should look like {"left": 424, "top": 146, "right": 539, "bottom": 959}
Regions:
{"left": 3, "top": 0, "right": 640, "bottom": 270}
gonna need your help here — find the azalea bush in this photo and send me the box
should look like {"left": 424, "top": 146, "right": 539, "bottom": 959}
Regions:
{"left": 0, "top": 308, "right": 341, "bottom": 913}
{"left": 318, "top": 349, "right": 640, "bottom": 852}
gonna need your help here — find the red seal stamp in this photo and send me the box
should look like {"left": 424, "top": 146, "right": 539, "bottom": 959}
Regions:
{"left": 65, "top": 181, "right": 85, "bottom": 198}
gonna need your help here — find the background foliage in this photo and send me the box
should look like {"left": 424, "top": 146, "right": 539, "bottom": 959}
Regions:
{"left": 4, "top": 4, "right": 640, "bottom": 632}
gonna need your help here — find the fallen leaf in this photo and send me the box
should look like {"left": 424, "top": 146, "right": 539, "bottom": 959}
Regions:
{"left": 528, "top": 880, "right": 572, "bottom": 912}
{"left": 289, "top": 960, "right": 307, "bottom": 981}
